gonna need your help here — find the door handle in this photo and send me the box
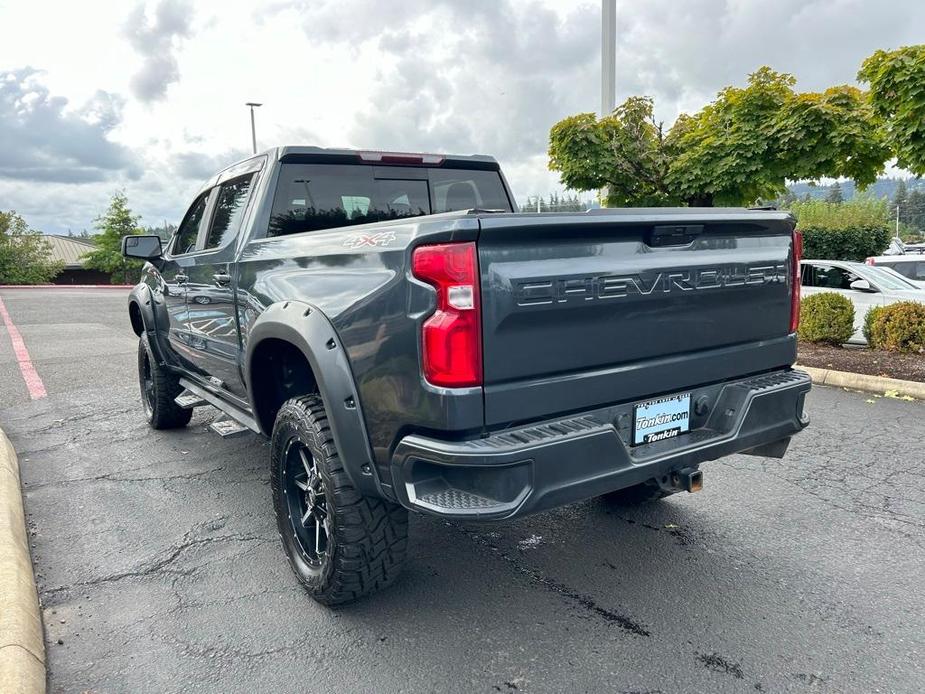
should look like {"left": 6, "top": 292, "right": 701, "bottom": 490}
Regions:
{"left": 175, "top": 273, "right": 188, "bottom": 284}
{"left": 213, "top": 272, "right": 232, "bottom": 286}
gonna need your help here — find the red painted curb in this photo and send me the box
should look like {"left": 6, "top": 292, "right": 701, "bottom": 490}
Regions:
{"left": 0, "top": 295, "right": 47, "bottom": 399}
{"left": 0, "top": 285, "right": 133, "bottom": 289}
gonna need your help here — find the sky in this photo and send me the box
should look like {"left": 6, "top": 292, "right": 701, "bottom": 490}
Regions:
{"left": 1, "top": 0, "right": 924, "bottom": 235}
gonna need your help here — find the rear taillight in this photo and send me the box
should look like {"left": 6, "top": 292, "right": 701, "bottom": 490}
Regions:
{"left": 411, "top": 242, "right": 482, "bottom": 387}
{"left": 790, "top": 230, "right": 803, "bottom": 334}
{"left": 865, "top": 257, "right": 876, "bottom": 265}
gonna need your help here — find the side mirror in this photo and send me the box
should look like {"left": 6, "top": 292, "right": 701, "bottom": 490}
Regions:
{"left": 849, "top": 278, "right": 874, "bottom": 292}
{"left": 122, "top": 235, "right": 162, "bottom": 260}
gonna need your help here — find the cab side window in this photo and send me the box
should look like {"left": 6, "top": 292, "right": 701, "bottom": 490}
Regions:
{"left": 204, "top": 175, "right": 255, "bottom": 250}
{"left": 173, "top": 193, "right": 209, "bottom": 255}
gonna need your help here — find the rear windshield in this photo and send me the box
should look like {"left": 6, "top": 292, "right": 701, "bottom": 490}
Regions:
{"left": 267, "top": 164, "right": 511, "bottom": 237}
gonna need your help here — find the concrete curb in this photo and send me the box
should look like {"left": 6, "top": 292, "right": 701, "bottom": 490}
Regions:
{"left": 797, "top": 364, "right": 925, "bottom": 400}
{"left": 0, "top": 429, "right": 45, "bottom": 694}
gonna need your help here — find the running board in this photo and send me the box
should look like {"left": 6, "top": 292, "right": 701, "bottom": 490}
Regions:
{"left": 174, "top": 390, "right": 207, "bottom": 409}
{"left": 209, "top": 417, "right": 251, "bottom": 439}
{"left": 178, "top": 378, "right": 261, "bottom": 435}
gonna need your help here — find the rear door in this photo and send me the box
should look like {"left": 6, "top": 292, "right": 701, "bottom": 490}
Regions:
{"left": 477, "top": 212, "right": 798, "bottom": 425}
{"left": 183, "top": 160, "right": 262, "bottom": 397}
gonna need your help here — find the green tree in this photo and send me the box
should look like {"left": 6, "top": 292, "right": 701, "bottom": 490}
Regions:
{"left": 550, "top": 68, "right": 889, "bottom": 207}
{"left": 825, "top": 181, "right": 844, "bottom": 203}
{"left": 549, "top": 96, "right": 676, "bottom": 206}
{"left": 859, "top": 45, "right": 925, "bottom": 175}
{"left": 83, "top": 191, "right": 144, "bottom": 283}
{"left": 0, "top": 211, "right": 64, "bottom": 284}
{"left": 905, "top": 188, "right": 925, "bottom": 232}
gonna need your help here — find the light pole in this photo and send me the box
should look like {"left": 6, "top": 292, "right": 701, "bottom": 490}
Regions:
{"left": 600, "top": 0, "right": 616, "bottom": 206}
{"left": 601, "top": 0, "right": 616, "bottom": 116}
{"left": 246, "top": 102, "right": 262, "bottom": 154}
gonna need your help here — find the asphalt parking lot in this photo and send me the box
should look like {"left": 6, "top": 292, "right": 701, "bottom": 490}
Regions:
{"left": 1, "top": 287, "right": 923, "bottom": 694}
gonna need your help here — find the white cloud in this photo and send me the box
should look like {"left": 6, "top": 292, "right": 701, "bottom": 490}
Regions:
{"left": 124, "top": 0, "right": 194, "bottom": 102}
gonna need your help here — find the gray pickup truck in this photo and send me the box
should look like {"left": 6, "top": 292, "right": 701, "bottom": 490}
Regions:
{"left": 123, "top": 146, "right": 810, "bottom": 604}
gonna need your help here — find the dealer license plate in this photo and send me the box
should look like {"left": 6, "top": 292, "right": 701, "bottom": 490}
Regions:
{"left": 632, "top": 393, "right": 691, "bottom": 445}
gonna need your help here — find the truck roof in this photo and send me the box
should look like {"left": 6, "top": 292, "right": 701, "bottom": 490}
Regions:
{"left": 273, "top": 146, "right": 500, "bottom": 169}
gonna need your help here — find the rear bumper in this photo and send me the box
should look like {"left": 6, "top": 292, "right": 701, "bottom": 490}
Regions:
{"left": 390, "top": 369, "right": 811, "bottom": 520}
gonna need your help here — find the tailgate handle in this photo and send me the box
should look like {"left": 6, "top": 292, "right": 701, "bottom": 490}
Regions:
{"left": 648, "top": 224, "right": 703, "bottom": 247}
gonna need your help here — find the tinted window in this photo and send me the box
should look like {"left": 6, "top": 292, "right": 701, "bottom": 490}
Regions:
{"left": 205, "top": 175, "right": 254, "bottom": 249}
{"left": 429, "top": 169, "right": 511, "bottom": 213}
{"left": 811, "top": 265, "right": 860, "bottom": 290}
{"left": 881, "top": 261, "right": 925, "bottom": 280}
{"left": 800, "top": 264, "right": 813, "bottom": 286}
{"left": 267, "top": 163, "right": 512, "bottom": 237}
{"left": 173, "top": 193, "right": 209, "bottom": 255}
{"left": 269, "top": 165, "right": 430, "bottom": 237}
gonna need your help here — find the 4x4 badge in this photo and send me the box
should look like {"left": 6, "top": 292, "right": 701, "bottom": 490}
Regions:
{"left": 343, "top": 231, "right": 397, "bottom": 249}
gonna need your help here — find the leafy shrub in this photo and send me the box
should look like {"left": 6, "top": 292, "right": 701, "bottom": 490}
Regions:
{"left": 790, "top": 198, "right": 891, "bottom": 262}
{"left": 867, "top": 301, "right": 925, "bottom": 353}
{"left": 863, "top": 305, "right": 885, "bottom": 344}
{"left": 798, "top": 293, "right": 855, "bottom": 345}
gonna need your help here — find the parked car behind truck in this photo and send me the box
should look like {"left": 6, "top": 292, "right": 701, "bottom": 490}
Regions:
{"left": 800, "top": 259, "right": 925, "bottom": 343}
{"left": 123, "top": 146, "right": 811, "bottom": 604}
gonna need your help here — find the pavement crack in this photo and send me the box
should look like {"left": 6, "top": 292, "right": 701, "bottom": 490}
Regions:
{"left": 27, "top": 466, "right": 227, "bottom": 490}
{"left": 41, "top": 531, "right": 267, "bottom": 602}
{"left": 453, "top": 523, "right": 650, "bottom": 637}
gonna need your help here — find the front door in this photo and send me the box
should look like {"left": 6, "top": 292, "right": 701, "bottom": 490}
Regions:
{"left": 183, "top": 168, "right": 259, "bottom": 398}
{"left": 163, "top": 191, "right": 212, "bottom": 367}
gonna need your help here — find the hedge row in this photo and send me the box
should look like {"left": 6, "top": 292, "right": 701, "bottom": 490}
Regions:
{"left": 790, "top": 199, "right": 892, "bottom": 262}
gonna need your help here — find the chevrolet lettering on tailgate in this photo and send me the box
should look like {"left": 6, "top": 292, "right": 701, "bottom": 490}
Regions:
{"left": 514, "top": 263, "right": 788, "bottom": 306}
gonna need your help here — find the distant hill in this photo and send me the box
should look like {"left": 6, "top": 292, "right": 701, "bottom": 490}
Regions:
{"left": 789, "top": 177, "right": 925, "bottom": 201}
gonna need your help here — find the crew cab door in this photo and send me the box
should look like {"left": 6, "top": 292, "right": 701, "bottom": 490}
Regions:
{"left": 161, "top": 190, "right": 213, "bottom": 367}
{"left": 182, "top": 161, "right": 261, "bottom": 397}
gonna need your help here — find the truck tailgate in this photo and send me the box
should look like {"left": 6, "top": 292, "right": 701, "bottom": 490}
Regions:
{"left": 477, "top": 210, "right": 798, "bottom": 426}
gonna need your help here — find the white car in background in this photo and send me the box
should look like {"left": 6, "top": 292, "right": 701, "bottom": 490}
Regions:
{"left": 800, "top": 259, "right": 925, "bottom": 344}
{"left": 864, "top": 254, "right": 925, "bottom": 288}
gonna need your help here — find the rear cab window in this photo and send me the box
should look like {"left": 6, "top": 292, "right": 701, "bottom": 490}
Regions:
{"left": 204, "top": 175, "right": 255, "bottom": 250}
{"left": 266, "top": 163, "right": 511, "bottom": 238}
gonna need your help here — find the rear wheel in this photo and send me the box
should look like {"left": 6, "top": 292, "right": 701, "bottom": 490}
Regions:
{"left": 270, "top": 395, "right": 408, "bottom": 605}
{"left": 137, "top": 333, "right": 192, "bottom": 429}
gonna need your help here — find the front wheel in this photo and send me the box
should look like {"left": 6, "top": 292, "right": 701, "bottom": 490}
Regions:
{"left": 137, "top": 333, "right": 192, "bottom": 429}
{"left": 270, "top": 395, "right": 408, "bottom": 605}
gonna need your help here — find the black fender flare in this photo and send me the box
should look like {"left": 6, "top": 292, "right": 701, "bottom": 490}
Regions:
{"left": 128, "top": 284, "right": 169, "bottom": 366}
{"left": 244, "top": 300, "right": 386, "bottom": 498}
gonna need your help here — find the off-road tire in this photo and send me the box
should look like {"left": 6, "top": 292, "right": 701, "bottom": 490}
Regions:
{"left": 270, "top": 395, "right": 409, "bottom": 605}
{"left": 602, "top": 480, "right": 674, "bottom": 505}
{"left": 137, "top": 333, "right": 192, "bottom": 429}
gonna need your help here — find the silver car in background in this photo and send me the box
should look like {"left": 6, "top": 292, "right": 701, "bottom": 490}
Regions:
{"left": 864, "top": 254, "right": 925, "bottom": 288}
{"left": 800, "top": 259, "right": 925, "bottom": 344}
